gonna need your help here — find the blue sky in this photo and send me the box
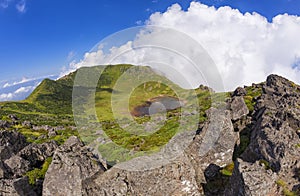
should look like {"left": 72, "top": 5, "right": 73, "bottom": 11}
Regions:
{"left": 1, "top": 0, "right": 300, "bottom": 100}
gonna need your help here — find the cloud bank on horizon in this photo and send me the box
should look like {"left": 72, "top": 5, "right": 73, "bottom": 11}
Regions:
{"left": 0, "top": 74, "right": 57, "bottom": 101}
{"left": 65, "top": 2, "right": 300, "bottom": 91}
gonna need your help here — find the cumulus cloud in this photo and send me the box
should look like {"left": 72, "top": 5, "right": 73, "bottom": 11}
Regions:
{"left": 0, "top": 85, "right": 34, "bottom": 101}
{"left": 0, "top": 93, "right": 13, "bottom": 101}
{"left": 63, "top": 2, "right": 300, "bottom": 91}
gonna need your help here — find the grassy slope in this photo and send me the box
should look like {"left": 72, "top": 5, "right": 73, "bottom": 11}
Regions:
{"left": 0, "top": 64, "right": 221, "bottom": 163}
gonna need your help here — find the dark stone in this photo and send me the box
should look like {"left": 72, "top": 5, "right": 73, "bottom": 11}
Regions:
{"left": 233, "top": 87, "right": 247, "bottom": 96}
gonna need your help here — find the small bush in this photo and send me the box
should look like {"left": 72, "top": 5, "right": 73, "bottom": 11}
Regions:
{"left": 259, "top": 159, "right": 274, "bottom": 171}
{"left": 25, "top": 157, "right": 52, "bottom": 185}
{"left": 220, "top": 162, "right": 235, "bottom": 176}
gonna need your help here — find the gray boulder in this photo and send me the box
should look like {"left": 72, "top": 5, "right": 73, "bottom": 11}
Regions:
{"left": 230, "top": 96, "right": 249, "bottom": 121}
{"left": 233, "top": 87, "right": 247, "bottom": 96}
{"left": 43, "top": 136, "right": 106, "bottom": 196}
{"left": 4, "top": 156, "right": 30, "bottom": 178}
{"left": 82, "top": 154, "right": 202, "bottom": 195}
{"left": 0, "top": 177, "right": 41, "bottom": 196}
{"left": 47, "top": 129, "right": 57, "bottom": 137}
{"left": 17, "top": 141, "right": 58, "bottom": 167}
{"left": 225, "top": 159, "right": 279, "bottom": 195}
{"left": 0, "top": 131, "right": 28, "bottom": 160}
{"left": 0, "top": 120, "right": 10, "bottom": 129}
{"left": 188, "top": 108, "right": 238, "bottom": 170}
{"left": 21, "top": 121, "right": 32, "bottom": 128}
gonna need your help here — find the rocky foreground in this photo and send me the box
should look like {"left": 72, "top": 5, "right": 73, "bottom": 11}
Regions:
{"left": 0, "top": 74, "right": 299, "bottom": 195}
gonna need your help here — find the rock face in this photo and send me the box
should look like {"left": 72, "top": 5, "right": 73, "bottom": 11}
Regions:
{"left": 4, "top": 156, "right": 30, "bottom": 178}
{"left": 43, "top": 136, "right": 106, "bottom": 196}
{"left": 0, "top": 120, "right": 11, "bottom": 129}
{"left": 225, "top": 158, "right": 279, "bottom": 195}
{"left": 83, "top": 154, "right": 201, "bottom": 195}
{"left": 81, "top": 106, "right": 239, "bottom": 195}
{"left": 0, "top": 130, "right": 58, "bottom": 196}
{"left": 0, "top": 131, "right": 28, "bottom": 160}
{"left": 226, "top": 74, "right": 300, "bottom": 195}
{"left": 230, "top": 96, "right": 249, "bottom": 121}
{"left": 0, "top": 177, "right": 42, "bottom": 196}
{"left": 17, "top": 141, "right": 58, "bottom": 167}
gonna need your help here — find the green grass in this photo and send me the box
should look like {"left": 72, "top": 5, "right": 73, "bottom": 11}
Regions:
{"left": 233, "top": 125, "right": 252, "bottom": 160}
{"left": 101, "top": 114, "right": 180, "bottom": 151}
{"left": 276, "top": 179, "right": 298, "bottom": 196}
{"left": 25, "top": 157, "right": 52, "bottom": 185}
{"left": 220, "top": 162, "right": 235, "bottom": 176}
{"left": 259, "top": 159, "right": 274, "bottom": 171}
{"left": 0, "top": 64, "right": 222, "bottom": 164}
{"left": 243, "top": 85, "right": 262, "bottom": 112}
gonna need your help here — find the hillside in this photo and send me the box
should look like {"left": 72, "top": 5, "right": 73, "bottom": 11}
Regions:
{"left": 0, "top": 65, "right": 299, "bottom": 195}
{"left": 0, "top": 64, "right": 214, "bottom": 161}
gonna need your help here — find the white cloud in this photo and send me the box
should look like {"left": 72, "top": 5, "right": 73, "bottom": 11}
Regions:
{"left": 136, "top": 20, "right": 143, "bottom": 25}
{"left": 14, "top": 86, "right": 33, "bottom": 94}
{"left": 0, "top": 0, "right": 12, "bottom": 8}
{"left": 16, "top": 0, "right": 26, "bottom": 13}
{"left": 63, "top": 2, "right": 300, "bottom": 91}
{"left": 3, "top": 83, "right": 10, "bottom": 88}
{"left": 67, "top": 51, "right": 76, "bottom": 61}
{"left": 2, "top": 77, "right": 30, "bottom": 88}
{"left": 0, "top": 85, "right": 34, "bottom": 101}
{"left": 1, "top": 75, "right": 55, "bottom": 89}
{"left": 0, "top": 93, "right": 13, "bottom": 101}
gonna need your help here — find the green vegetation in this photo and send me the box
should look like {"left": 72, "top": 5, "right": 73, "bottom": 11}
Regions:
{"left": 259, "top": 159, "right": 274, "bottom": 171}
{"left": 220, "top": 162, "right": 235, "bottom": 176}
{"left": 0, "top": 64, "right": 222, "bottom": 164}
{"left": 276, "top": 179, "right": 298, "bottom": 196}
{"left": 243, "top": 85, "right": 262, "bottom": 112}
{"left": 25, "top": 157, "right": 52, "bottom": 185}
{"left": 233, "top": 125, "right": 251, "bottom": 160}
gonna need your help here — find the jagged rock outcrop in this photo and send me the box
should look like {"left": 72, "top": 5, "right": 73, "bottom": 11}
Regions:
{"left": 186, "top": 107, "right": 239, "bottom": 195}
{"left": 188, "top": 107, "right": 238, "bottom": 176}
{"left": 0, "top": 130, "right": 58, "bottom": 196}
{"left": 43, "top": 136, "right": 106, "bottom": 196}
{"left": 4, "top": 156, "right": 30, "bottom": 178}
{"left": 226, "top": 74, "right": 300, "bottom": 195}
{"left": 0, "top": 131, "right": 28, "bottom": 160}
{"left": 0, "top": 121, "right": 10, "bottom": 129}
{"left": 233, "top": 87, "right": 247, "bottom": 96}
{"left": 0, "top": 177, "right": 42, "bottom": 196}
{"left": 225, "top": 158, "right": 279, "bottom": 195}
{"left": 230, "top": 96, "right": 249, "bottom": 121}
{"left": 17, "top": 141, "right": 58, "bottom": 167}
